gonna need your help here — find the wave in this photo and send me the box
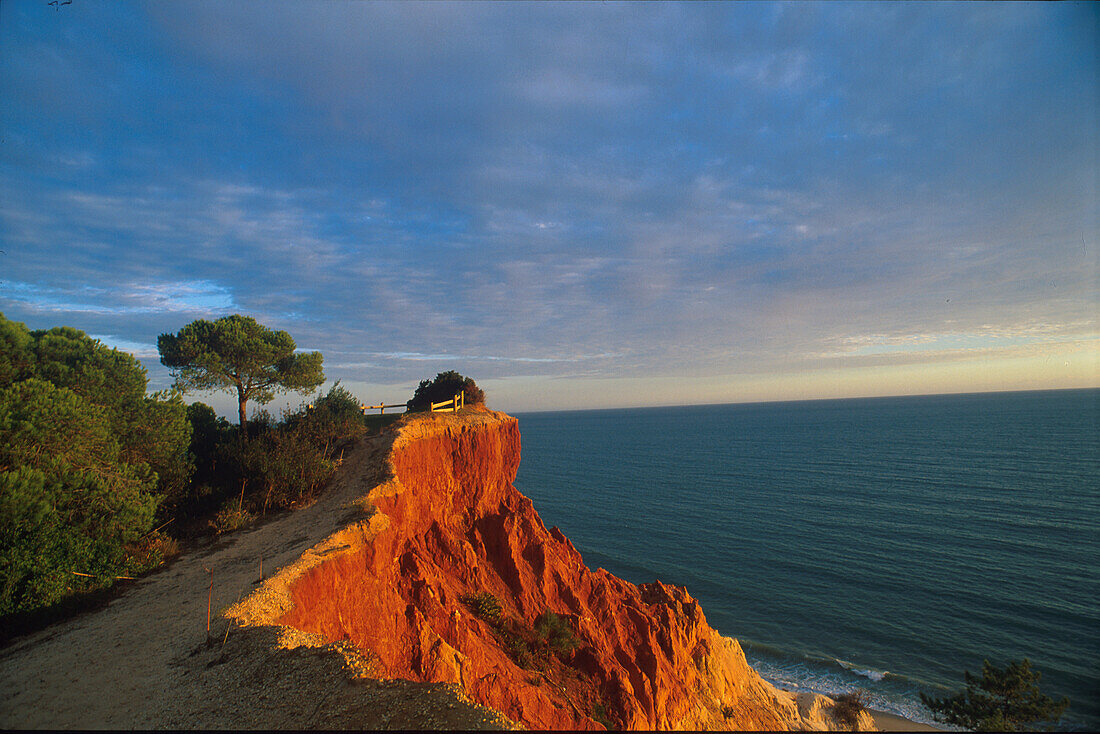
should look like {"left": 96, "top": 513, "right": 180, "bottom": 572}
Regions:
{"left": 740, "top": 646, "right": 948, "bottom": 728}
{"left": 836, "top": 658, "right": 889, "bottom": 681}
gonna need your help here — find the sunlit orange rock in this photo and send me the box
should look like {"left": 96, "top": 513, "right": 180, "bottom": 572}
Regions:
{"left": 273, "top": 408, "right": 872, "bottom": 730}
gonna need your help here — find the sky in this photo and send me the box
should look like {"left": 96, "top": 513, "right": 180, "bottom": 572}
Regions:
{"left": 1, "top": 1, "right": 1097, "bottom": 415}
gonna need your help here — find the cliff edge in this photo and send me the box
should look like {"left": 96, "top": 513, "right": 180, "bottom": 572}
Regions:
{"left": 229, "top": 407, "right": 874, "bottom": 731}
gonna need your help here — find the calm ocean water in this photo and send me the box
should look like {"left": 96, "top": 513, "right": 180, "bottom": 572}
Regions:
{"left": 513, "top": 389, "right": 1099, "bottom": 730}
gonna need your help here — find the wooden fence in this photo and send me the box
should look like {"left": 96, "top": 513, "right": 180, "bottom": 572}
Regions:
{"left": 430, "top": 393, "right": 465, "bottom": 413}
{"left": 309, "top": 393, "right": 465, "bottom": 415}
{"left": 359, "top": 402, "right": 408, "bottom": 415}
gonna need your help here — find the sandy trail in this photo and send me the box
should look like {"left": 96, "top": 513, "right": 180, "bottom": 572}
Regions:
{"left": 0, "top": 433, "right": 509, "bottom": 730}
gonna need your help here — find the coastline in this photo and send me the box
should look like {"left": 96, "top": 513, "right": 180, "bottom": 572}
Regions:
{"left": 769, "top": 680, "right": 944, "bottom": 732}
{"left": 869, "top": 708, "right": 944, "bottom": 732}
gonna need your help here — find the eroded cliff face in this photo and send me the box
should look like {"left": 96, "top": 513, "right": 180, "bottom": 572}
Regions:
{"left": 236, "top": 408, "right": 872, "bottom": 731}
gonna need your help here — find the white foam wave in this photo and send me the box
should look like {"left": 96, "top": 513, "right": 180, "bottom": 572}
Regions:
{"left": 837, "top": 658, "right": 888, "bottom": 681}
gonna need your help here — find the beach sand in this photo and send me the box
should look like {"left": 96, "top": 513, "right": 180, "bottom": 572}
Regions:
{"left": 870, "top": 708, "right": 944, "bottom": 731}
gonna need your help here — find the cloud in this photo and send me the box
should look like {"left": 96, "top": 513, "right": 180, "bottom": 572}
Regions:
{"left": 1, "top": 1, "right": 1096, "bottom": 410}
{"left": 89, "top": 335, "right": 160, "bottom": 359}
{"left": 4, "top": 279, "right": 235, "bottom": 316}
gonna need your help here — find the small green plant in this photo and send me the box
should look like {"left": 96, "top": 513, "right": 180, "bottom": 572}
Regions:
{"left": 534, "top": 610, "right": 578, "bottom": 657}
{"left": 123, "top": 531, "right": 180, "bottom": 569}
{"left": 211, "top": 500, "right": 253, "bottom": 534}
{"left": 507, "top": 634, "right": 536, "bottom": 670}
{"left": 721, "top": 703, "right": 735, "bottom": 720}
{"left": 832, "top": 690, "right": 867, "bottom": 728}
{"left": 591, "top": 700, "right": 613, "bottom": 729}
{"left": 460, "top": 591, "right": 502, "bottom": 624}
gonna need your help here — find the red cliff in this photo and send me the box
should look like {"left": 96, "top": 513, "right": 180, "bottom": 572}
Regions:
{"left": 231, "top": 408, "right": 873, "bottom": 731}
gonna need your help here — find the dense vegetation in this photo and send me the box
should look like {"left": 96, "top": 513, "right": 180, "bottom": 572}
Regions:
{"left": 921, "top": 658, "right": 1068, "bottom": 731}
{"left": 406, "top": 370, "right": 484, "bottom": 412}
{"left": 0, "top": 313, "right": 190, "bottom": 615}
{"left": 189, "top": 382, "right": 371, "bottom": 534}
{"left": 2, "top": 311, "right": 486, "bottom": 629}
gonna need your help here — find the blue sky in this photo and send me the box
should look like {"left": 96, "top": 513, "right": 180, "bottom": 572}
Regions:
{"left": 1, "top": 1, "right": 1096, "bottom": 414}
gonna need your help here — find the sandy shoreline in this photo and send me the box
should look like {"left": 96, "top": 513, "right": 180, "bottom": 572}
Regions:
{"left": 869, "top": 707, "right": 944, "bottom": 731}
{"left": 771, "top": 682, "right": 943, "bottom": 732}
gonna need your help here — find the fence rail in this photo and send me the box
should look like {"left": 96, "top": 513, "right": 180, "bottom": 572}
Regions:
{"left": 359, "top": 402, "right": 408, "bottom": 415}
{"left": 309, "top": 394, "right": 465, "bottom": 415}
{"left": 430, "top": 393, "right": 465, "bottom": 413}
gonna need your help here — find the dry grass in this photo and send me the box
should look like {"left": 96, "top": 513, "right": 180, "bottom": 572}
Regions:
{"left": 833, "top": 690, "right": 868, "bottom": 728}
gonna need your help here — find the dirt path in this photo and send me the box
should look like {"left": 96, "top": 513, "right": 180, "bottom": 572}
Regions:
{"left": 0, "top": 433, "right": 512, "bottom": 730}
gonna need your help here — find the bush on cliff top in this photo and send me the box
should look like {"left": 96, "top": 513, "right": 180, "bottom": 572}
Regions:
{"left": 406, "top": 371, "right": 484, "bottom": 412}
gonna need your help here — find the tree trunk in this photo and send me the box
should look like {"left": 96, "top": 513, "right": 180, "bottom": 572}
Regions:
{"left": 237, "top": 385, "right": 248, "bottom": 438}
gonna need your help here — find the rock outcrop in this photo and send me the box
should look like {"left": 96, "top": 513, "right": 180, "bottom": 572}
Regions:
{"left": 230, "top": 408, "right": 874, "bottom": 731}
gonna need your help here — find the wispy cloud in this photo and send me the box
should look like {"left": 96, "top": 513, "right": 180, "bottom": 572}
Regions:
{"left": 4, "top": 279, "right": 235, "bottom": 316}
{"left": 1, "top": 1, "right": 1095, "bottom": 409}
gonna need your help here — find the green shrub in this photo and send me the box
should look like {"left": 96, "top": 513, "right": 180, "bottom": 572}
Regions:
{"left": 501, "top": 628, "right": 536, "bottom": 670}
{"left": 293, "top": 382, "right": 368, "bottom": 456}
{"left": 211, "top": 500, "right": 254, "bottom": 534}
{"left": 591, "top": 700, "right": 614, "bottom": 729}
{"left": 0, "top": 377, "right": 161, "bottom": 615}
{"left": 406, "top": 371, "right": 485, "bottom": 412}
{"left": 534, "top": 610, "right": 578, "bottom": 657}
{"left": 123, "top": 531, "right": 181, "bottom": 570}
{"left": 243, "top": 428, "right": 335, "bottom": 515}
{"left": 15, "top": 318, "right": 194, "bottom": 499}
{"left": 460, "top": 591, "right": 503, "bottom": 623}
{"left": 0, "top": 466, "right": 157, "bottom": 615}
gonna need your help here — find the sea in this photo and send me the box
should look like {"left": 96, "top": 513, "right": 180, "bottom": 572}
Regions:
{"left": 512, "top": 388, "right": 1099, "bottom": 730}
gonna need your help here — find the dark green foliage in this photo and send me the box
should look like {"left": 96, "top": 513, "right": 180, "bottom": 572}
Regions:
{"left": 0, "top": 465, "right": 157, "bottom": 615}
{"left": 590, "top": 700, "right": 613, "bottom": 730}
{"left": 0, "top": 313, "right": 193, "bottom": 501}
{"left": 460, "top": 591, "right": 503, "bottom": 623}
{"left": 158, "top": 314, "right": 324, "bottom": 433}
{"left": 920, "top": 659, "right": 1069, "bottom": 731}
{"left": 154, "top": 401, "right": 238, "bottom": 528}
{"left": 0, "top": 378, "right": 125, "bottom": 477}
{"left": 534, "top": 610, "right": 578, "bottom": 657}
{"left": 721, "top": 704, "right": 735, "bottom": 720}
{"left": 210, "top": 499, "right": 254, "bottom": 534}
{"left": 832, "top": 690, "right": 867, "bottom": 728}
{"left": 500, "top": 623, "right": 537, "bottom": 670}
{"left": 0, "top": 314, "right": 33, "bottom": 386}
{"left": 289, "top": 382, "right": 368, "bottom": 456}
{"left": 30, "top": 325, "right": 147, "bottom": 413}
{"left": 235, "top": 424, "right": 334, "bottom": 515}
{"left": 202, "top": 384, "right": 373, "bottom": 522}
{"left": 119, "top": 390, "right": 193, "bottom": 508}
{"left": 185, "top": 402, "right": 235, "bottom": 485}
{"left": 0, "top": 313, "right": 190, "bottom": 616}
{"left": 406, "top": 370, "right": 485, "bottom": 411}
{"left": 0, "top": 379, "right": 161, "bottom": 615}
